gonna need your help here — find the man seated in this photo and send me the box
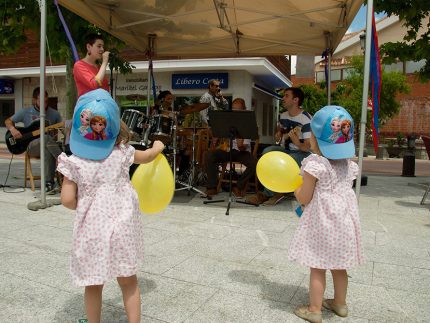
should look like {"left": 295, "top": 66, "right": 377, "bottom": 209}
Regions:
{"left": 246, "top": 87, "right": 312, "bottom": 205}
{"left": 4, "top": 87, "right": 63, "bottom": 193}
{"left": 204, "top": 98, "right": 257, "bottom": 198}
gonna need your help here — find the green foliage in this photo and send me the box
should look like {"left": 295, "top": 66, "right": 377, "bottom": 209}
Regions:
{"left": 331, "top": 56, "right": 410, "bottom": 129}
{"left": 0, "top": 2, "right": 133, "bottom": 71}
{"left": 0, "top": 2, "right": 135, "bottom": 116}
{"left": 374, "top": 0, "right": 430, "bottom": 82}
{"left": 298, "top": 84, "right": 327, "bottom": 116}
{"left": 0, "top": 1, "right": 39, "bottom": 54}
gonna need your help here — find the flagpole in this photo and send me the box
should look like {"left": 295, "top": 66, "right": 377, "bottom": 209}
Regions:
{"left": 356, "top": 0, "right": 373, "bottom": 199}
{"left": 325, "top": 32, "right": 332, "bottom": 105}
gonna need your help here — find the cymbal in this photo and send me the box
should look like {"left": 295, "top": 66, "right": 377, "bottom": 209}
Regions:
{"left": 179, "top": 103, "right": 210, "bottom": 115}
{"left": 126, "top": 94, "right": 146, "bottom": 101}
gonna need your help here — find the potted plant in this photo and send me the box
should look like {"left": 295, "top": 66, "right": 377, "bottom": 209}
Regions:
{"left": 386, "top": 133, "right": 405, "bottom": 158}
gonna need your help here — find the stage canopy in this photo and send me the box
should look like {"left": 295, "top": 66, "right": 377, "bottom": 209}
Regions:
{"left": 58, "top": 0, "right": 363, "bottom": 57}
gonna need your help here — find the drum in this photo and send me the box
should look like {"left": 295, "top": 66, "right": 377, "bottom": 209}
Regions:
{"left": 149, "top": 114, "right": 174, "bottom": 143}
{"left": 122, "top": 109, "right": 147, "bottom": 136}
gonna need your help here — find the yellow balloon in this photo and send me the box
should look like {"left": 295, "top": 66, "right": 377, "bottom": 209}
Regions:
{"left": 131, "top": 154, "right": 174, "bottom": 214}
{"left": 256, "top": 151, "right": 303, "bottom": 193}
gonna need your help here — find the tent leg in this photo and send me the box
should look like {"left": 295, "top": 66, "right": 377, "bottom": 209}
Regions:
{"left": 39, "top": 0, "right": 47, "bottom": 204}
{"left": 356, "top": 0, "right": 374, "bottom": 200}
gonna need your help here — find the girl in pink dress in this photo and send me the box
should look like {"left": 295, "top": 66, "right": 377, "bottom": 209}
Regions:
{"left": 289, "top": 106, "right": 363, "bottom": 323}
{"left": 58, "top": 89, "right": 165, "bottom": 323}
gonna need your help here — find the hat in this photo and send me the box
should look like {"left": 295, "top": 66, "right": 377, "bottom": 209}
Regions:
{"left": 70, "top": 89, "right": 120, "bottom": 160}
{"left": 311, "top": 105, "right": 355, "bottom": 159}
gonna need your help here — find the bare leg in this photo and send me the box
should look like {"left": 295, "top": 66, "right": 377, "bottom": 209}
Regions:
{"left": 85, "top": 285, "right": 104, "bottom": 323}
{"left": 117, "top": 275, "right": 141, "bottom": 323}
{"left": 330, "top": 269, "right": 348, "bottom": 305}
{"left": 308, "top": 268, "right": 325, "bottom": 313}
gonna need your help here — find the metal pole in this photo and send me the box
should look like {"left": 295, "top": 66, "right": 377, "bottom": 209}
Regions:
{"left": 327, "top": 51, "right": 332, "bottom": 105}
{"left": 39, "top": 0, "right": 47, "bottom": 204}
{"left": 146, "top": 34, "right": 156, "bottom": 117}
{"left": 325, "top": 32, "right": 332, "bottom": 105}
{"left": 146, "top": 62, "right": 151, "bottom": 117}
{"left": 355, "top": 0, "right": 373, "bottom": 199}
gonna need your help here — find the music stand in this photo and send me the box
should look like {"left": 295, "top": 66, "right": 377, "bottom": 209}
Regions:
{"left": 204, "top": 110, "right": 258, "bottom": 215}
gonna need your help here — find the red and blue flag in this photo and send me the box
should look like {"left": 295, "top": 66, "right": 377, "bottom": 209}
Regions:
{"left": 369, "top": 11, "right": 382, "bottom": 153}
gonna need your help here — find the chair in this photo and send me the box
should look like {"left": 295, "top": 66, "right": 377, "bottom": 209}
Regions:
{"left": 23, "top": 123, "right": 68, "bottom": 191}
{"left": 216, "top": 138, "right": 260, "bottom": 194}
{"left": 420, "top": 135, "right": 430, "bottom": 205}
{"left": 24, "top": 151, "right": 41, "bottom": 191}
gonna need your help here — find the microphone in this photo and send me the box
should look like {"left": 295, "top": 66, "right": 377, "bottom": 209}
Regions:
{"left": 108, "top": 52, "right": 115, "bottom": 60}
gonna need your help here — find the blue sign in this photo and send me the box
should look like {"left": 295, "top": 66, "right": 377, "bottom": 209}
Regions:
{"left": 172, "top": 73, "right": 228, "bottom": 89}
{"left": 0, "top": 79, "right": 14, "bottom": 94}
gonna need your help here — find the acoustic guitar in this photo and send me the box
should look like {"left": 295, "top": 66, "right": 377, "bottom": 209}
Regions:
{"left": 5, "top": 121, "right": 64, "bottom": 155}
{"left": 276, "top": 125, "right": 302, "bottom": 146}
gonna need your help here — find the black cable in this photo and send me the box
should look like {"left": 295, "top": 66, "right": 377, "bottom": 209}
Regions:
{"left": 2, "top": 154, "right": 25, "bottom": 193}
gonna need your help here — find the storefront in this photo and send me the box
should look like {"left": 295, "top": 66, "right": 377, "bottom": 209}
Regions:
{"left": 0, "top": 57, "right": 291, "bottom": 144}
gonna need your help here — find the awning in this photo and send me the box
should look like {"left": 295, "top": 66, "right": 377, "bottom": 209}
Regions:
{"left": 57, "top": 0, "right": 363, "bottom": 57}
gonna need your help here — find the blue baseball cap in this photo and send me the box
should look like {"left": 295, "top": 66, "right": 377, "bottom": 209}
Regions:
{"left": 70, "top": 89, "right": 120, "bottom": 160}
{"left": 311, "top": 105, "right": 355, "bottom": 159}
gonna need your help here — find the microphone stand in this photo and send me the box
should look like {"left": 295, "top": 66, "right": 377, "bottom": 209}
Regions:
{"left": 108, "top": 53, "right": 115, "bottom": 97}
{"left": 204, "top": 128, "right": 256, "bottom": 215}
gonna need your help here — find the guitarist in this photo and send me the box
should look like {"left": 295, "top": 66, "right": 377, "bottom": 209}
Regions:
{"left": 4, "top": 87, "right": 63, "bottom": 193}
{"left": 246, "top": 87, "right": 312, "bottom": 206}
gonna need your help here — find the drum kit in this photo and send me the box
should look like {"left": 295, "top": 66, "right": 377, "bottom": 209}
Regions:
{"left": 121, "top": 101, "right": 210, "bottom": 195}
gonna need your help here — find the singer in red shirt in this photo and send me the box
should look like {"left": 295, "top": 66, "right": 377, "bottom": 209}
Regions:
{"left": 73, "top": 33, "right": 110, "bottom": 97}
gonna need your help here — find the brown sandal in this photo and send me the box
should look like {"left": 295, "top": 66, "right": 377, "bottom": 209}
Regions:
{"left": 294, "top": 305, "right": 322, "bottom": 323}
{"left": 322, "top": 299, "right": 348, "bottom": 317}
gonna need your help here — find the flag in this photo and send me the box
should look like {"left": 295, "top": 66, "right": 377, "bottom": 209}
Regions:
{"left": 369, "top": 11, "right": 382, "bottom": 153}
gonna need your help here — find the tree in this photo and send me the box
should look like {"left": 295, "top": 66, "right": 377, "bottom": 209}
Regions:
{"left": 374, "top": 1, "right": 430, "bottom": 82}
{"left": 332, "top": 56, "right": 410, "bottom": 132}
{"left": 0, "top": 1, "right": 134, "bottom": 117}
{"left": 299, "top": 84, "right": 327, "bottom": 116}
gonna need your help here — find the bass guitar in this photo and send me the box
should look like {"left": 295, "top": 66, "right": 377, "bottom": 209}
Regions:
{"left": 5, "top": 121, "right": 64, "bottom": 155}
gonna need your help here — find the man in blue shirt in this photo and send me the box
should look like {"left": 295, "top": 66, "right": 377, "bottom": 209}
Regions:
{"left": 5, "top": 87, "right": 63, "bottom": 192}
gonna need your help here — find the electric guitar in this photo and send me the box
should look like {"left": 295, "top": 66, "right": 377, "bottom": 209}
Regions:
{"left": 5, "top": 121, "right": 64, "bottom": 155}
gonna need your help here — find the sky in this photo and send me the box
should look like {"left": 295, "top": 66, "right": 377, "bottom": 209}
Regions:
{"left": 291, "top": 5, "right": 386, "bottom": 74}
{"left": 347, "top": 6, "right": 386, "bottom": 33}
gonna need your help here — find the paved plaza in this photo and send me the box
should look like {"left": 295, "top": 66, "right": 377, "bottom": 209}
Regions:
{"left": 0, "top": 154, "right": 429, "bottom": 322}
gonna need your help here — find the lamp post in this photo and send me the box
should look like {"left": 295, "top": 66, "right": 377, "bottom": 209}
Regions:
{"left": 402, "top": 134, "right": 416, "bottom": 177}
{"left": 359, "top": 33, "right": 366, "bottom": 52}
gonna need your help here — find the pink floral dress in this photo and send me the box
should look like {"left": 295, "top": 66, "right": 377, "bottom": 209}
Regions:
{"left": 288, "top": 154, "right": 364, "bottom": 269}
{"left": 57, "top": 144, "right": 143, "bottom": 287}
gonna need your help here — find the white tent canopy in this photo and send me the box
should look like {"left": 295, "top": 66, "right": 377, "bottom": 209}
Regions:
{"left": 36, "top": 0, "right": 372, "bottom": 207}
{"left": 58, "top": 0, "right": 362, "bottom": 57}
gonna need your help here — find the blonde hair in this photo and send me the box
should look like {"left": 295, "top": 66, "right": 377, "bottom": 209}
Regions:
{"left": 232, "top": 98, "right": 246, "bottom": 110}
{"left": 116, "top": 120, "right": 131, "bottom": 145}
{"left": 310, "top": 132, "right": 322, "bottom": 156}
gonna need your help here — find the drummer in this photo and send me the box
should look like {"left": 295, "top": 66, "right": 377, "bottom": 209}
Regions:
{"left": 153, "top": 90, "right": 175, "bottom": 117}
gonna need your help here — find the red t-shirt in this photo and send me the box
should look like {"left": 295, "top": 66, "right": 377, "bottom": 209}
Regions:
{"left": 73, "top": 60, "right": 109, "bottom": 97}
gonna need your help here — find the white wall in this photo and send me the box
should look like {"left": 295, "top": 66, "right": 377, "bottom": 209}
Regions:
{"left": 114, "top": 70, "right": 255, "bottom": 109}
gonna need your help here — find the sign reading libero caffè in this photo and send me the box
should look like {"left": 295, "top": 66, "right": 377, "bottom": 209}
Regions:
{"left": 172, "top": 73, "right": 228, "bottom": 89}
{"left": 114, "top": 72, "right": 229, "bottom": 95}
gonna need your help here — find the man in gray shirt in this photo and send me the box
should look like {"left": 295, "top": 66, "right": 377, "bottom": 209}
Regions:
{"left": 5, "top": 87, "right": 63, "bottom": 192}
{"left": 199, "top": 79, "right": 229, "bottom": 125}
